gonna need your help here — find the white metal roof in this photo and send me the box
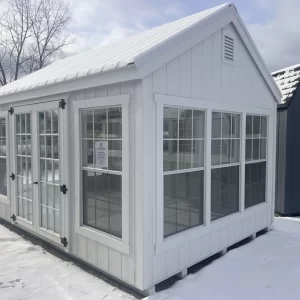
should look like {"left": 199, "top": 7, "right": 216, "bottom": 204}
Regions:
{"left": 0, "top": 3, "right": 230, "bottom": 97}
{"left": 272, "top": 64, "right": 300, "bottom": 104}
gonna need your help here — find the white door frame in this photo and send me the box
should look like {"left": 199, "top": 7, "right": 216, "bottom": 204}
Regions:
{"left": 10, "top": 100, "right": 69, "bottom": 248}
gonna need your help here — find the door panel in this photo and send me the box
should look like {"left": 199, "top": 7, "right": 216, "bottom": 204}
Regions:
{"left": 15, "top": 113, "right": 33, "bottom": 222}
{"left": 11, "top": 101, "right": 67, "bottom": 245}
{"left": 38, "top": 110, "right": 61, "bottom": 235}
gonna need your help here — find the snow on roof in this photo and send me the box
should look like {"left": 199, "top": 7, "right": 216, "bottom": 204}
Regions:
{"left": 0, "top": 3, "right": 231, "bottom": 97}
{"left": 272, "top": 64, "right": 300, "bottom": 104}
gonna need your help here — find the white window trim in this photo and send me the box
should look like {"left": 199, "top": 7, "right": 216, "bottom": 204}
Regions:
{"left": 154, "top": 93, "right": 272, "bottom": 254}
{"left": 210, "top": 111, "right": 242, "bottom": 223}
{"left": 163, "top": 106, "right": 206, "bottom": 239}
{"left": 0, "top": 111, "right": 9, "bottom": 205}
{"left": 73, "top": 95, "right": 130, "bottom": 254}
{"left": 244, "top": 113, "right": 269, "bottom": 210}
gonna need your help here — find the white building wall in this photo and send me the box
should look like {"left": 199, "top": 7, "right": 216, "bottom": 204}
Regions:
{"left": 0, "top": 80, "right": 144, "bottom": 290}
{"left": 142, "top": 23, "right": 276, "bottom": 288}
{"left": 68, "top": 80, "right": 143, "bottom": 288}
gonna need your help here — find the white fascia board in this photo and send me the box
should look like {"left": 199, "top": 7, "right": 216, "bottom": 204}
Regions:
{"left": 0, "top": 65, "right": 140, "bottom": 105}
{"left": 135, "top": 4, "right": 282, "bottom": 103}
{"left": 134, "top": 6, "right": 233, "bottom": 78}
{"left": 230, "top": 6, "right": 282, "bottom": 103}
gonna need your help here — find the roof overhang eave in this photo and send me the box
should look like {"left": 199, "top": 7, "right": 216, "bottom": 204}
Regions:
{"left": 0, "top": 64, "right": 140, "bottom": 105}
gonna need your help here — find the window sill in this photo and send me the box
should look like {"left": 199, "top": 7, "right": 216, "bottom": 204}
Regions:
{"left": 0, "top": 195, "right": 9, "bottom": 205}
{"left": 75, "top": 225, "right": 130, "bottom": 255}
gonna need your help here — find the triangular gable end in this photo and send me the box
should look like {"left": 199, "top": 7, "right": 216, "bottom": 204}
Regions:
{"left": 134, "top": 4, "right": 282, "bottom": 103}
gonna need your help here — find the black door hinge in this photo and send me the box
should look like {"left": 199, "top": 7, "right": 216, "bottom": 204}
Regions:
{"left": 8, "top": 107, "right": 14, "bottom": 114}
{"left": 10, "top": 173, "right": 15, "bottom": 180}
{"left": 59, "top": 99, "right": 66, "bottom": 109}
{"left": 61, "top": 237, "right": 68, "bottom": 247}
{"left": 11, "top": 214, "right": 16, "bottom": 222}
{"left": 60, "top": 184, "right": 67, "bottom": 194}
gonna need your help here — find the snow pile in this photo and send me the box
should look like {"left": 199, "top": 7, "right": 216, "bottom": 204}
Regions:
{"left": 147, "top": 217, "right": 300, "bottom": 300}
{"left": 0, "top": 225, "right": 135, "bottom": 300}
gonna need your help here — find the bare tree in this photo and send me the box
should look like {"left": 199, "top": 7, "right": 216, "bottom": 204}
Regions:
{"left": 0, "top": 0, "right": 33, "bottom": 83}
{"left": 30, "top": 0, "right": 73, "bottom": 70}
{"left": 0, "top": 0, "right": 73, "bottom": 85}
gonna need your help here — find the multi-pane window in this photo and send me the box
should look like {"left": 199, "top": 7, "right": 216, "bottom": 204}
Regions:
{"left": 211, "top": 112, "right": 241, "bottom": 221}
{"left": 163, "top": 107, "right": 205, "bottom": 238}
{"left": 245, "top": 115, "right": 267, "bottom": 209}
{"left": 0, "top": 118, "right": 7, "bottom": 197}
{"left": 81, "top": 107, "right": 122, "bottom": 238}
{"left": 16, "top": 113, "right": 33, "bottom": 221}
{"left": 39, "top": 111, "right": 61, "bottom": 234}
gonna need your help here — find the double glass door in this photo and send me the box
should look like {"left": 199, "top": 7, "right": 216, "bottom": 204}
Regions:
{"left": 11, "top": 101, "right": 66, "bottom": 244}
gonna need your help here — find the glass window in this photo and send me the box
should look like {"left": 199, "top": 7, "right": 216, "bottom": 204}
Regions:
{"left": 245, "top": 115, "right": 267, "bottom": 208}
{"left": 0, "top": 117, "right": 7, "bottom": 197}
{"left": 81, "top": 106, "right": 122, "bottom": 238}
{"left": 163, "top": 107, "right": 205, "bottom": 238}
{"left": 245, "top": 115, "right": 267, "bottom": 162}
{"left": 211, "top": 112, "right": 241, "bottom": 221}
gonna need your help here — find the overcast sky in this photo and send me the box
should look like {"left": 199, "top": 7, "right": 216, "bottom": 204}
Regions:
{"left": 65, "top": 0, "right": 300, "bottom": 72}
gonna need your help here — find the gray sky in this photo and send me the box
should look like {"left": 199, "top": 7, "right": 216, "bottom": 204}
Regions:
{"left": 64, "top": 0, "right": 300, "bottom": 73}
{"left": 0, "top": 0, "right": 297, "bottom": 72}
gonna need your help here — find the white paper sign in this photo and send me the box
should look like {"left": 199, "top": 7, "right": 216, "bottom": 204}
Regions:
{"left": 95, "top": 141, "right": 108, "bottom": 169}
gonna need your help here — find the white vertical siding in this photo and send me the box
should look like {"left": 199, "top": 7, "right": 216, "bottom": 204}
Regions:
{"left": 68, "top": 80, "right": 142, "bottom": 288}
{"left": 143, "top": 24, "right": 276, "bottom": 288}
{"left": 179, "top": 50, "right": 192, "bottom": 98}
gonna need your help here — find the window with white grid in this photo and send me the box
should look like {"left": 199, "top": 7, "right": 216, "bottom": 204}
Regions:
{"left": 211, "top": 112, "right": 241, "bottom": 221}
{"left": 245, "top": 115, "right": 267, "bottom": 209}
{"left": 163, "top": 107, "right": 205, "bottom": 238}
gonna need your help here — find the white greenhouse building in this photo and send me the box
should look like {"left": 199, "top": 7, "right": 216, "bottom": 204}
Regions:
{"left": 0, "top": 3, "right": 281, "bottom": 294}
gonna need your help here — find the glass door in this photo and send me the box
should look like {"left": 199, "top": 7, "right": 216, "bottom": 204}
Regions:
{"left": 11, "top": 101, "right": 66, "bottom": 245}
{"left": 15, "top": 112, "right": 34, "bottom": 227}
{"left": 38, "top": 109, "right": 61, "bottom": 237}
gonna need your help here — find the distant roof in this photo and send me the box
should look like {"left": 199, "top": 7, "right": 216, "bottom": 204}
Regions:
{"left": 272, "top": 64, "right": 300, "bottom": 104}
{"left": 0, "top": 3, "right": 231, "bottom": 97}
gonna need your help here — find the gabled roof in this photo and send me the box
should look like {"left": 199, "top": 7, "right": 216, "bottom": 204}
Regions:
{"left": 0, "top": 3, "right": 230, "bottom": 97}
{"left": 272, "top": 64, "right": 300, "bottom": 105}
{"left": 0, "top": 2, "right": 282, "bottom": 104}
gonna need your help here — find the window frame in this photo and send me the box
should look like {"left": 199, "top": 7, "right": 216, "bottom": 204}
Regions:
{"left": 0, "top": 111, "right": 9, "bottom": 205}
{"left": 73, "top": 95, "right": 130, "bottom": 254}
{"left": 244, "top": 114, "right": 268, "bottom": 209}
{"left": 210, "top": 111, "right": 242, "bottom": 221}
{"left": 163, "top": 106, "right": 206, "bottom": 238}
{"left": 154, "top": 93, "right": 273, "bottom": 254}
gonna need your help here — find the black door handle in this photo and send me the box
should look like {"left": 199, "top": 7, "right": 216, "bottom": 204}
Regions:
{"left": 33, "top": 181, "right": 38, "bottom": 184}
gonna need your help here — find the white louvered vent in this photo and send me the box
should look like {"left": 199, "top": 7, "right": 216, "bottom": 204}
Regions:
{"left": 224, "top": 35, "right": 234, "bottom": 62}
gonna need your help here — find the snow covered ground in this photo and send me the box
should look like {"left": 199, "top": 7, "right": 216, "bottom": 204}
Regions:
{"left": 0, "top": 224, "right": 136, "bottom": 300}
{"left": 147, "top": 217, "right": 300, "bottom": 300}
{"left": 0, "top": 218, "right": 300, "bottom": 300}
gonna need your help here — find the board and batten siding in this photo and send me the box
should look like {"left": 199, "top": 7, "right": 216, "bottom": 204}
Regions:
{"left": 68, "top": 80, "right": 143, "bottom": 288}
{"left": 142, "top": 24, "right": 276, "bottom": 288}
